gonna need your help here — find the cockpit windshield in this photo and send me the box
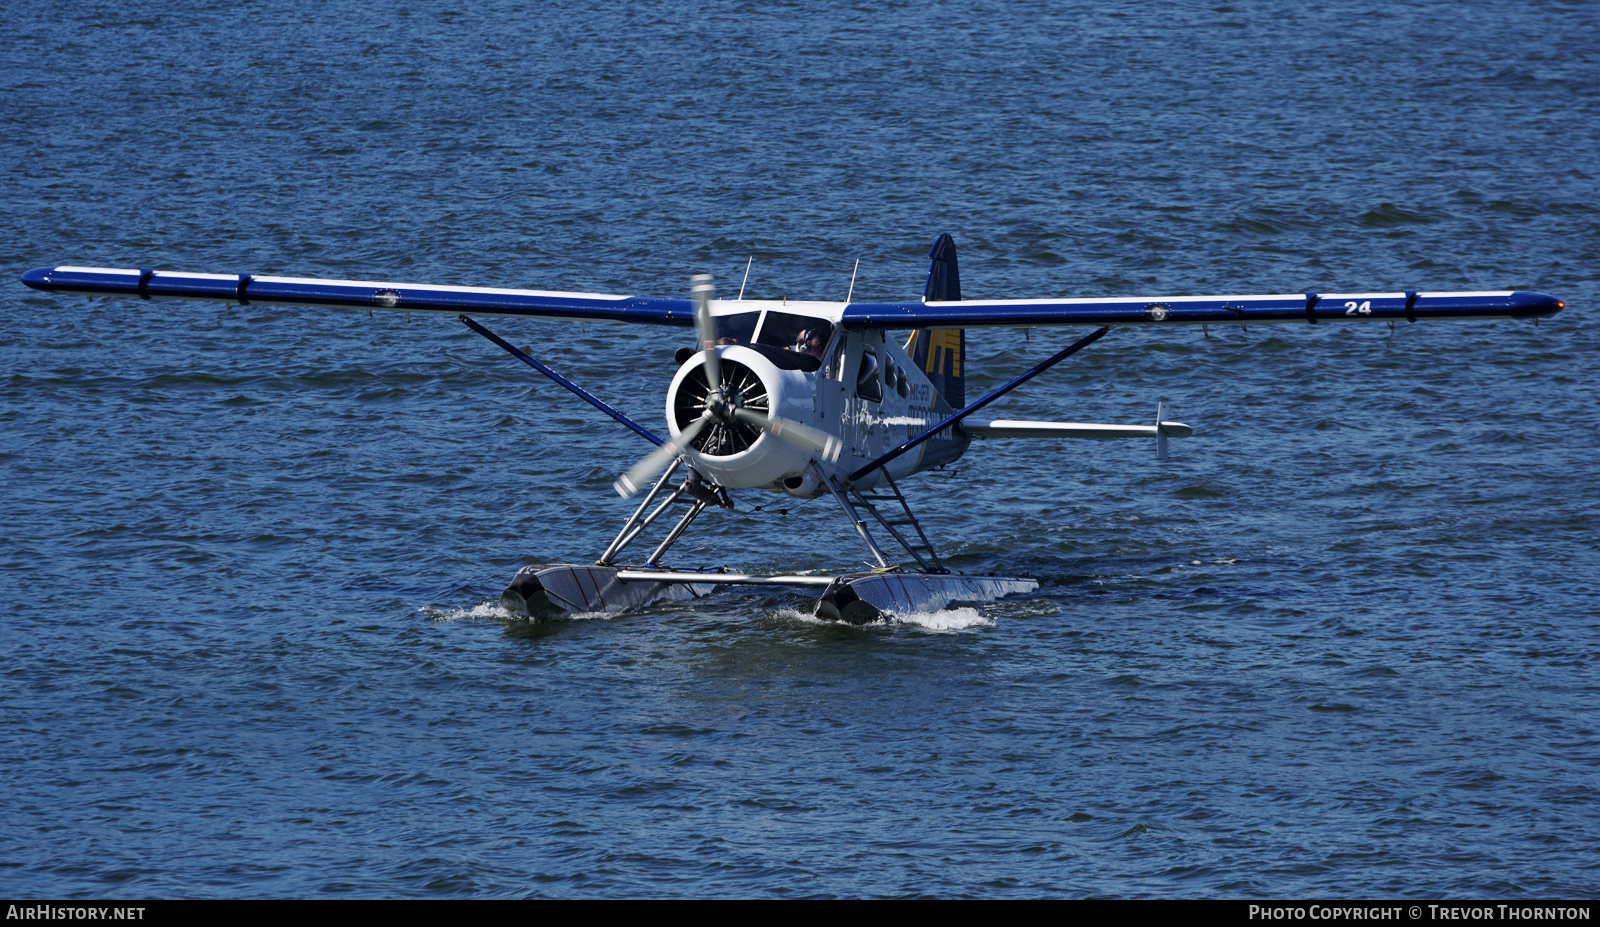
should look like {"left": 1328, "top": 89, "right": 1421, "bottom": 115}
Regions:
{"left": 710, "top": 311, "right": 761, "bottom": 346}
{"left": 757, "top": 311, "right": 833, "bottom": 359}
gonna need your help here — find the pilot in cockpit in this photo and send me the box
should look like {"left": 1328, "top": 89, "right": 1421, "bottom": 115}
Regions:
{"left": 794, "top": 328, "right": 827, "bottom": 357}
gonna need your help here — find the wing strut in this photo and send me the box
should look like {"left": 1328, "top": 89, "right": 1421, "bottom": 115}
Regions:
{"left": 849, "top": 326, "right": 1111, "bottom": 482}
{"left": 458, "top": 315, "right": 665, "bottom": 447}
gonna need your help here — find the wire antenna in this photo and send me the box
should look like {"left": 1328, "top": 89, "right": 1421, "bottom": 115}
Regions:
{"left": 846, "top": 258, "right": 860, "bottom": 303}
{"left": 738, "top": 256, "right": 752, "bottom": 301}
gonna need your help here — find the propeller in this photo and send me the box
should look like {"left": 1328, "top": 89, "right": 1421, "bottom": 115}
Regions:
{"left": 731, "top": 408, "right": 841, "bottom": 461}
{"left": 613, "top": 414, "right": 710, "bottom": 498}
{"left": 612, "top": 274, "right": 842, "bottom": 498}
{"left": 692, "top": 273, "right": 719, "bottom": 395}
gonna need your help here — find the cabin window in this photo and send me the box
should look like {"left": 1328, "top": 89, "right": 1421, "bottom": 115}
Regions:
{"left": 878, "top": 356, "right": 909, "bottom": 399}
{"left": 856, "top": 349, "right": 883, "bottom": 402}
{"left": 824, "top": 338, "right": 847, "bottom": 380}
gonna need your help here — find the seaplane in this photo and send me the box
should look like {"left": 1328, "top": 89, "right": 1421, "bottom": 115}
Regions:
{"left": 22, "top": 235, "right": 1565, "bottom": 623}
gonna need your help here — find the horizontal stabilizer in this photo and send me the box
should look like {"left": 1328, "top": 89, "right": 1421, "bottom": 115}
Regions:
{"left": 961, "top": 418, "right": 1193, "bottom": 440}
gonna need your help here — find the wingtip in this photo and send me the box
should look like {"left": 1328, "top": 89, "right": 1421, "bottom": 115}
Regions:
{"left": 1510, "top": 291, "right": 1565, "bottom": 318}
{"left": 20, "top": 267, "right": 54, "bottom": 290}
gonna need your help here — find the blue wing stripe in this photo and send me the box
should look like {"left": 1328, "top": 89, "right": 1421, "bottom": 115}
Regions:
{"left": 841, "top": 291, "right": 1563, "bottom": 329}
{"left": 22, "top": 266, "right": 695, "bottom": 326}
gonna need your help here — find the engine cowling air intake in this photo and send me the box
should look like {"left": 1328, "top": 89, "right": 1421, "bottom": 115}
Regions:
{"left": 665, "top": 345, "right": 820, "bottom": 490}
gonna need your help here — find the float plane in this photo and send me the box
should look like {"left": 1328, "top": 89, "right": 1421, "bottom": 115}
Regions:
{"left": 22, "top": 235, "right": 1565, "bottom": 623}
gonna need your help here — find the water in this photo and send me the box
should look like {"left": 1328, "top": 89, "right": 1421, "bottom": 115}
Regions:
{"left": 3, "top": 0, "right": 1598, "bottom": 899}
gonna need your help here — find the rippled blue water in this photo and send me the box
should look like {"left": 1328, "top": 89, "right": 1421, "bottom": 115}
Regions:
{"left": 4, "top": 0, "right": 1598, "bottom": 900}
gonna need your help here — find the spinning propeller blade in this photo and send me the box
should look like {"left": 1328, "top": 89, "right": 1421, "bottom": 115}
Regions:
{"left": 693, "top": 274, "right": 720, "bottom": 393}
{"left": 731, "top": 408, "right": 842, "bottom": 462}
{"left": 614, "top": 414, "right": 710, "bottom": 498}
{"left": 614, "top": 274, "right": 730, "bottom": 499}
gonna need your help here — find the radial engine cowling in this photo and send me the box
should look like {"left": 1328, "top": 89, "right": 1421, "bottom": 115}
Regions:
{"left": 664, "top": 345, "right": 820, "bottom": 490}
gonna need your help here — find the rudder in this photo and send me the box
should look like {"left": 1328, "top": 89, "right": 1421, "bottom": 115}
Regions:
{"left": 908, "top": 233, "right": 966, "bottom": 410}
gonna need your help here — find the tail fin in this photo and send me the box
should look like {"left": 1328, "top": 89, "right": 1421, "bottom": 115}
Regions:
{"left": 922, "top": 232, "right": 962, "bottom": 303}
{"left": 908, "top": 233, "right": 966, "bottom": 410}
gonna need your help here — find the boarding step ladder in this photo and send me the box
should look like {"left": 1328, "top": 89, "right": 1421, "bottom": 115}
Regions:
{"left": 846, "top": 470, "right": 947, "bottom": 574}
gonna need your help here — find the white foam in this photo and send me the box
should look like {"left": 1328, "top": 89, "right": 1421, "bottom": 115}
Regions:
{"left": 774, "top": 607, "right": 827, "bottom": 624}
{"left": 430, "top": 602, "right": 632, "bottom": 622}
{"left": 565, "top": 610, "right": 625, "bottom": 621}
{"left": 774, "top": 606, "right": 993, "bottom": 631}
{"left": 889, "top": 607, "right": 993, "bottom": 631}
{"left": 423, "top": 602, "right": 516, "bottom": 622}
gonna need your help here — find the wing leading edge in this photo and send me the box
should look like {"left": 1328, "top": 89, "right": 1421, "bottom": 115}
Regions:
{"left": 20, "top": 265, "right": 696, "bottom": 326}
{"left": 841, "top": 290, "right": 1563, "bottom": 330}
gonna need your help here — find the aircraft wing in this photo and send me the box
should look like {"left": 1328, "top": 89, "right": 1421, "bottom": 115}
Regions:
{"left": 20, "top": 265, "right": 696, "bottom": 326}
{"left": 840, "top": 290, "right": 1563, "bottom": 329}
{"left": 23, "top": 266, "right": 1565, "bottom": 328}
